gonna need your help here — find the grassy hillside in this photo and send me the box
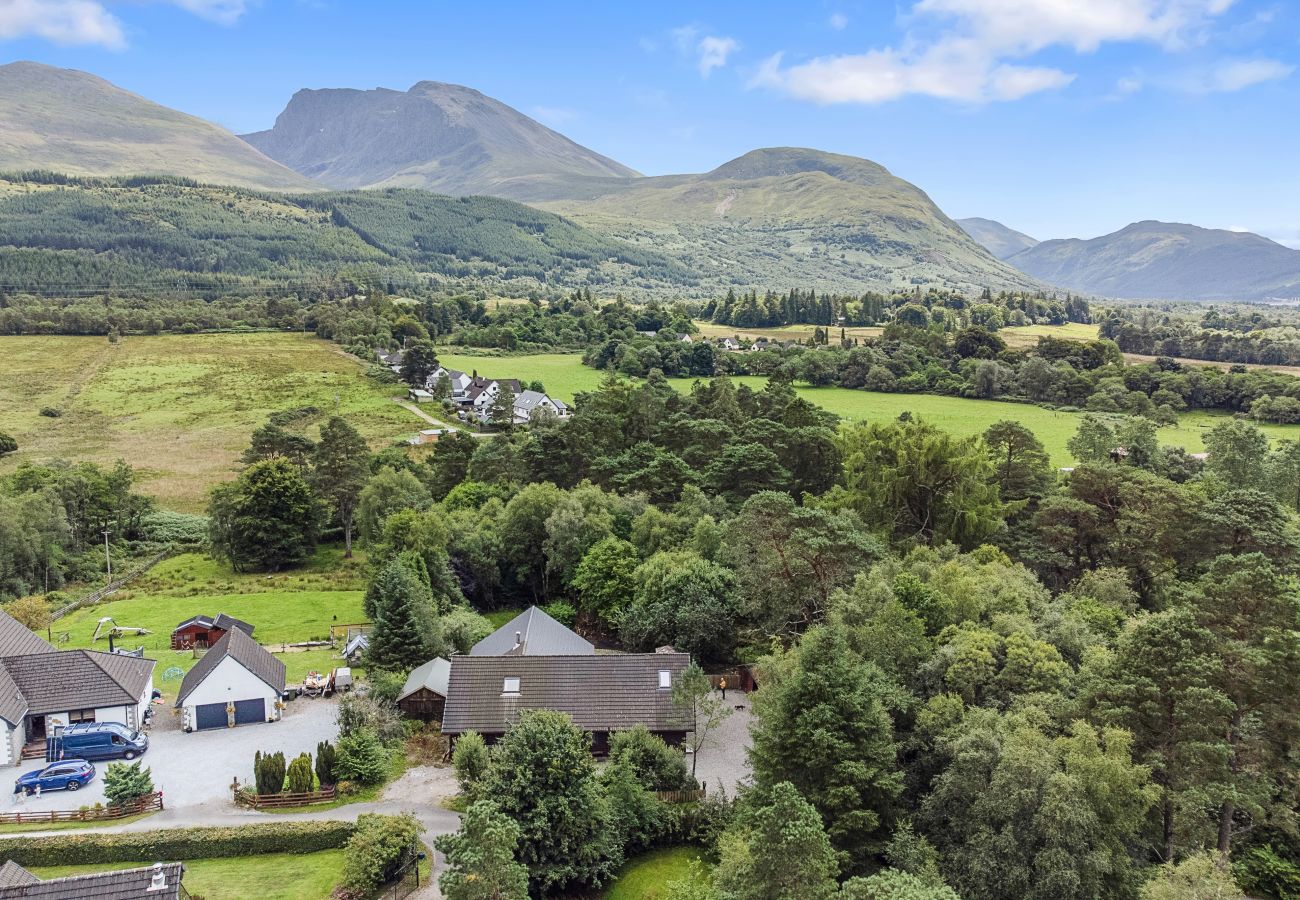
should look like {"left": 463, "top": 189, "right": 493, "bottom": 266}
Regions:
{"left": 1010, "top": 220, "right": 1300, "bottom": 301}
{"left": 0, "top": 61, "right": 311, "bottom": 192}
{"left": 0, "top": 174, "right": 693, "bottom": 295}
{"left": 540, "top": 149, "right": 1043, "bottom": 296}
{"left": 0, "top": 333, "right": 422, "bottom": 510}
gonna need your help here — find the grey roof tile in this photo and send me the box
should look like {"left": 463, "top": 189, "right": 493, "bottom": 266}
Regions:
{"left": 175, "top": 627, "right": 285, "bottom": 706}
{"left": 0, "top": 651, "right": 154, "bottom": 716}
{"left": 470, "top": 606, "right": 594, "bottom": 657}
{"left": 398, "top": 658, "right": 450, "bottom": 702}
{"left": 0, "top": 609, "right": 55, "bottom": 658}
{"left": 0, "top": 862, "right": 185, "bottom": 899}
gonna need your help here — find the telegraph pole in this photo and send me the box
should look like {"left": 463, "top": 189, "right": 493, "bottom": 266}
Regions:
{"left": 102, "top": 530, "right": 112, "bottom": 584}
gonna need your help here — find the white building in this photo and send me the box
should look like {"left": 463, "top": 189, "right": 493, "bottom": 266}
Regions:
{"left": 174, "top": 627, "right": 286, "bottom": 732}
{"left": 512, "top": 390, "right": 570, "bottom": 424}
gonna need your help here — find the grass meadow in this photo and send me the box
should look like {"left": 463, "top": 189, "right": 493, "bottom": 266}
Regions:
{"left": 0, "top": 333, "right": 422, "bottom": 511}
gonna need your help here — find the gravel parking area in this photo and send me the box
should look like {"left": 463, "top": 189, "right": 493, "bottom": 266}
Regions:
{"left": 3, "top": 697, "right": 340, "bottom": 813}
{"left": 690, "top": 689, "right": 752, "bottom": 798}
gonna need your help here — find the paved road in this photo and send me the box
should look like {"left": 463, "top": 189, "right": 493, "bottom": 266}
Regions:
{"left": 395, "top": 401, "right": 491, "bottom": 437}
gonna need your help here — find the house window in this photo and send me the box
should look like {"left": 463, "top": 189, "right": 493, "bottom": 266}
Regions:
{"left": 68, "top": 709, "right": 95, "bottom": 724}
{"left": 658, "top": 670, "right": 671, "bottom": 689}
{"left": 502, "top": 677, "right": 521, "bottom": 695}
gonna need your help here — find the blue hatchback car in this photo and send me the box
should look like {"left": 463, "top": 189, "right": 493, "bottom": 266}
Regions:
{"left": 14, "top": 759, "right": 95, "bottom": 795}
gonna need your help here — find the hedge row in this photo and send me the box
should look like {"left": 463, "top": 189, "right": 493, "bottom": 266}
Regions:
{"left": 0, "top": 821, "right": 357, "bottom": 867}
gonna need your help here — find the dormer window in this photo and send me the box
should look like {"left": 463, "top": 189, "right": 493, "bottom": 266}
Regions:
{"left": 503, "top": 677, "right": 521, "bottom": 695}
{"left": 658, "top": 670, "right": 671, "bottom": 689}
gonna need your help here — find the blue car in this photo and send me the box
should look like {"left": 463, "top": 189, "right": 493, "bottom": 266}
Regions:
{"left": 14, "top": 759, "right": 95, "bottom": 795}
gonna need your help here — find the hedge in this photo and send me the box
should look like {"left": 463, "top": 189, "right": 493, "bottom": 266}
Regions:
{"left": 0, "top": 821, "right": 357, "bottom": 867}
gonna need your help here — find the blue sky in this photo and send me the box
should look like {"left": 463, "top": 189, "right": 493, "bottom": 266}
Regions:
{"left": 2, "top": 0, "right": 1298, "bottom": 245}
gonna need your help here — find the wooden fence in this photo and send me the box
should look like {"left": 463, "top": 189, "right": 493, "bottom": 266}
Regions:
{"left": 50, "top": 548, "right": 172, "bottom": 622}
{"left": 654, "top": 787, "right": 707, "bottom": 804}
{"left": 234, "top": 785, "right": 337, "bottom": 809}
{"left": 0, "top": 791, "right": 163, "bottom": 825}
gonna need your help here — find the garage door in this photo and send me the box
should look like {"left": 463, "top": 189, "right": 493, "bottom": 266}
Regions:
{"left": 194, "top": 703, "right": 227, "bottom": 730}
{"left": 233, "top": 699, "right": 265, "bottom": 725}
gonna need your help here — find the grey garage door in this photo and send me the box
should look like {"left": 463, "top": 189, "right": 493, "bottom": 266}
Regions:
{"left": 233, "top": 699, "right": 265, "bottom": 725}
{"left": 194, "top": 703, "right": 227, "bottom": 730}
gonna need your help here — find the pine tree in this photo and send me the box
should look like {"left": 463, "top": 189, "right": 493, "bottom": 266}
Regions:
{"left": 436, "top": 801, "right": 530, "bottom": 900}
{"left": 367, "top": 558, "right": 431, "bottom": 671}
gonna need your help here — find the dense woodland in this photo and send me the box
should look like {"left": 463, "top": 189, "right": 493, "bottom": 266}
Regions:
{"left": 1102, "top": 303, "right": 1300, "bottom": 367}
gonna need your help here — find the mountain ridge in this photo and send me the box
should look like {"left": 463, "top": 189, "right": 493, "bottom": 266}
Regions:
{"left": 957, "top": 217, "right": 1039, "bottom": 260}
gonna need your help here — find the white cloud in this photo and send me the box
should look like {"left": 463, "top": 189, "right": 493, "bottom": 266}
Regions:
{"left": 531, "top": 105, "right": 578, "bottom": 126}
{"left": 0, "top": 0, "right": 249, "bottom": 48}
{"left": 0, "top": 0, "right": 125, "bottom": 47}
{"left": 755, "top": 0, "right": 1242, "bottom": 105}
{"left": 1199, "top": 57, "right": 1293, "bottom": 91}
{"left": 829, "top": 12, "right": 848, "bottom": 30}
{"left": 697, "top": 35, "right": 739, "bottom": 77}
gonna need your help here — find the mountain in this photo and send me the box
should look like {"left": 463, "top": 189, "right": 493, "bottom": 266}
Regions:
{"left": 0, "top": 173, "right": 692, "bottom": 296}
{"left": 241, "top": 81, "right": 638, "bottom": 196}
{"left": 1009, "top": 221, "right": 1300, "bottom": 301}
{"left": 536, "top": 148, "right": 1043, "bottom": 294}
{"left": 957, "top": 217, "right": 1039, "bottom": 260}
{"left": 0, "top": 61, "right": 313, "bottom": 191}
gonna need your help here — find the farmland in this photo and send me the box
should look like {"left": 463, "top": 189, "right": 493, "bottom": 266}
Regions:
{"left": 51, "top": 549, "right": 366, "bottom": 686}
{"left": 0, "top": 333, "right": 423, "bottom": 511}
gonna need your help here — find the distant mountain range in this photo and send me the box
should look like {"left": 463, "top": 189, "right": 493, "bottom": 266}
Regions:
{"left": 1007, "top": 221, "right": 1300, "bottom": 301}
{"left": 956, "top": 218, "right": 1039, "bottom": 260}
{"left": 0, "top": 61, "right": 311, "bottom": 191}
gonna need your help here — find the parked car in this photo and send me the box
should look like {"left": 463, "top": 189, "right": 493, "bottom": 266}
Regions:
{"left": 14, "top": 759, "right": 95, "bottom": 795}
{"left": 50, "top": 722, "right": 149, "bottom": 761}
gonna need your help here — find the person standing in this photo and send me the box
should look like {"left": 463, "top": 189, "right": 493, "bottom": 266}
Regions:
{"left": 720, "top": 676, "right": 727, "bottom": 700}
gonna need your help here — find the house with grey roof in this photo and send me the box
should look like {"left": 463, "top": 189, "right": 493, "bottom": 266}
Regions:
{"left": 174, "top": 627, "right": 286, "bottom": 732}
{"left": 396, "top": 657, "right": 451, "bottom": 722}
{"left": 470, "top": 606, "right": 594, "bottom": 657}
{"left": 0, "top": 860, "right": 186, "bottom": 899}
{"left": 0, "top": 609, "right": 155, "bottom": 767}
{"left": 511, "top": 390, "right": 569, "bottom": 425}
{"left": 441, "top": 652, "right": 693, "bottom": 753}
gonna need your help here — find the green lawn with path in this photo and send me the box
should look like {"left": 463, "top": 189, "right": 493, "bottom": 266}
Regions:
{"left": 604, "top": 847, "right": 709, "bottom": 900}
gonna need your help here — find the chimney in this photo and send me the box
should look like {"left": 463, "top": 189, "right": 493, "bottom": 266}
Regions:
{"left": 147, "top": 863, "right": 167, "bottom": 892}
{"left": 514, "top": 631, "right": 522, "bottom": 648}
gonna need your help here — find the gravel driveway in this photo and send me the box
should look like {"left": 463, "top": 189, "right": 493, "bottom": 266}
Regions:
{"left": 3, "top": 697, "right": 340, "bottom": 813}
{"left": 690, "top": 689, "right": 752, "bottom": 798}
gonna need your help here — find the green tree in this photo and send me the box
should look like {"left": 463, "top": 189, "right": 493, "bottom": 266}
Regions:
{"left": 570, "top": 536, "right": 639, "bottom": 628}
{"left": 984, "top": 420, "right": 1054, "bottom": 502}
{"left": 835, "top": 418, "right": 1004, "bottom": 548}
{"left": 103, "top": 761, "right": 153, "bottom": 806}
{"left": 499, "top": 482, "right": 563, "bottom": 599}
{"left": 286, "top": 752, "right": 314, "bottom": 793}
{"left": 609, "top": 725, "right": 691, "bottom": 790}
{"left": 356, "top": 466, "right": 430, "bottom": 545}
{"left": 335, "top": 728, "right": 389, "bottom": 785}
{"left": 207, "top": 458, "right": 319, "bottom": 572}
{"left": 452, "top": 731, "right": 490, "bottom": 801}
{"left": 704, "top": 442, "right": 789, "bottom": 504}
{"left": 713, "top": 782, "right": 839, "bottom": 900}
{"left": 480, "top": 710, "right": 618, "bottom": 894}
{"left": 241, "top": 422, "right": 316, "bottom": 468}
{"left": 489, "top": 383, "right": 517, "bottom": 431}
{"left": 1203, "top": 419, "right": 1269, "bottom": 489}
{"left": 253, "top": 750, "right": 286, "bottom": 794}
{"left": 750, "top": 625, "right": 903, "bottom": 870}
{"left": 671, "top": 662, "right": 733, "bottom": 779}
{"left": 623, "top": 550, "right": 738, "bottom": 659}
{"left": 1141, "top": 853, "right": 1244, "bottom": 900}
{"left": 315, "top": 740, "right": 337, "bottom": 787}
{"left": 367, "top": 558, "right": 434, "bottom": 671}
{"left": 399, "top": 339, "right": 438, "bottom": 387}
{"left": 428, "top": 431, "right": 478, "bottom": 500}
{"left": 436, "top": 801, "right": 530, "bottom": 900}
{"left": 341, "top": 813, "right": 423, "bottom": 894}
{"left": 1066, "top": 415, "right": 1117, "bottom": 464}
{"left": 311, "top": 416, "right": 371, "bottom": 557}
{"left": 838, "top": 871, "right": 960, "bottom": 900}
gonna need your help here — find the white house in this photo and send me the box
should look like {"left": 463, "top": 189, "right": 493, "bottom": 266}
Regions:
{"left": 512, "top": 390, "right": 569, "bottom": 424}
{"left": 427, "top": 367, "right": 473, "bottom": 402}
{"left": 174, "top": 627, "right": 286, "bottom": 732}
{"left": 0, "top": 609, "right": 155, "bottom": 767}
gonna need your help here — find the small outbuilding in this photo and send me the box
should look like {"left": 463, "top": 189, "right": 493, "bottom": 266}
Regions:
{"left": 170, "top": 612, "right": 254, "bottom": 651}
{"left": 396, "top": 657, "right": 451, "bottom": 722}
{"left": 174, "top": 627, "right": 286, "bottom": 732}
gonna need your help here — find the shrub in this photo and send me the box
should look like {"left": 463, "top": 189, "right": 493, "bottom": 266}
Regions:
{"left": 336, "top": 729, "right": 389, "bottom": 785}
{"left": 286, "top": 753, "right": 315, "bottom": 794}
{"left": 608, "top": 725, "right": 692, "bottom": 791}
{"left": 452, "top": 732, "right": 489, "bottom": 800}
{"left": 103, "top": 762, "right": 153, "bottom": 807}
{"left": 367, "top": 669, "right": 406, "bottom": 706}
{"left": 341, "top": 813, "right": 423, "bottom": 894}
{"left": 1234, "top": 845, "right": 1300, "bottom": 900}
{"left": 337, "top": 692, "right": 404, "bottom": 744}
{"left": 139, "top": 511, "right": 209, "bottom": 547}
{"left": 0, "top": 431, "right": 16, "bottom": 457}
{"left": 254, "top": 751, "right": 286, "bottom": 795}
{"left": 438, "top": 605, "right": 493, "bottom": 655}
{"left": 0, "top": 822, "right": 356, "bottom": 867}
{"left": 540, "top": 601, "right": 577, "bottom": 628}
{"left": 3, "top": 595, "right": 51, "bottom": 630}
{"left": 315, "top": 741, "right": 337, "bottom": 787}
{"left": 38, "top": 407, "right": 61, "bottom": 418}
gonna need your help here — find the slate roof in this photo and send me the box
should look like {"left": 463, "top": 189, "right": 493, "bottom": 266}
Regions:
{"left": 398, "top": 658, "right": 451, "bottom": 702}
{"left": 441, "top": 652, "right": 693, "bottom": 735}
{"left": 175, "top": 626, "right": 286, "bottom": 707}
{"left": 470, "top": 606, "right": 594, "bottom": 657}
{"left": 1, "top": 651, "right": 154, "bottom": 717}
{"left": 173, "top": 613, "right": 254, "bottom": 636}
{"left": 0, "top": 862, "right": 185, "bottom": 899}
{"left": 0, "top": 667, "right": 26, "bottom": 728}
{"left": 0, "top": 609, "right": 55, "bottom": 658}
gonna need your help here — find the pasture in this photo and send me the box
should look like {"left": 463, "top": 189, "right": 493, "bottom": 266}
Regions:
{"left": 0, "top": 333, "right": 422, "bottom": 511}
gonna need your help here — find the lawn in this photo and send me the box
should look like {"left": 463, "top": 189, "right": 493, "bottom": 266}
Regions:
{"left": 604, "top": 847, "right": 709, "bottom": 900}
{"left": 0, "top": 333, "right": 424, "bottom": 511}
{"left": 434, "top": 351, "right": 608, "bottom": 403}
{"left": 50, "top": 550, "right": 366, "bottom": 689}
{"left": 29, "top": 850, "right": 345, "bottom": 900}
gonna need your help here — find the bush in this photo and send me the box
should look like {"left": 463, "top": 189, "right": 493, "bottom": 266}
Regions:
{"left": 286, "top": 753, "right": 314, "bottom": 794}
{"left": 540, "top": 601, "right": 577, "bottom": 628}
{"left": 341, "top": 813, "right": 423, "bottom": 894}
{"left": 103, "top": 762, "right": 153, "bottom": 807}
{"left": 438, "top": 605, "right": 493, "bottom": 655}
{"left": 609, "top": 725, "right": 692, "bottom": 791}
{"left": 367, "top": 669, "right": 407, "bottom": 706}
{"left": 0, "top": 822, "right": 357, "bottom": 867}
{"left": 138, "top": 510, "right": 209, "bottom": 547}
{"left": 254, "top": 751, "right": 286, "bottom": 794}
{"left": 337, "top": 693, "right": 404, "bottom": 744}
{"left": 336, "top": 729, "right": 389, "bottom": 785}
{"left": 3, "top": 595, "right": 51, "bottom": 630}
{"left": 316, "top": 741, "right": 337, "bottom": 787}
{"left": 38, "top": 407, "right": 62, "bottom": 418}
{"left": 452, "top": 732, "right": 489, "bottom": 800}
{"left": 1234, "top": 845, "right": 1300, "bottom": 900}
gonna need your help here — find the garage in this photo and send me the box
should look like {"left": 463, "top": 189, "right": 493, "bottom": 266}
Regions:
{"left": 194, "top": 703, "right": 228, "bottom": 731}
{"left": 175, "top": 627, "right": 287, "bottom": 734}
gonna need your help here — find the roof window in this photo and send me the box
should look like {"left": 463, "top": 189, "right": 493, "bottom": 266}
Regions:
{"left": 658, "top": 670, "right": 671, "bottom": 689}
{"left": 503, "top": 677, "right": 521, "bottom": 695}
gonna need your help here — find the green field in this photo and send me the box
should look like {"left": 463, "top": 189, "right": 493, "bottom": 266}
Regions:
{"left": 30, "top": 850, "right": 345, "bottom": 900}
{"left": 435, "top": 351, "right": 609, "bottom": 402}
{"left": 605, "top": 847, "right": 709, "bottom": 900}
{"left": 0, "top": 333, "right": 423, "bottom": 511}
{"left": 52, "top": 549, "right": 366, "bottom": 690}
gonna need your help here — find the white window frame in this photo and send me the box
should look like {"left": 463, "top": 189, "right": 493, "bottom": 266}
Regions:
{"left": 502, "top": 677, "right": 521, "bottom": 695}
{"left": 658, "top": 670, "right": 671, "bottom": 689}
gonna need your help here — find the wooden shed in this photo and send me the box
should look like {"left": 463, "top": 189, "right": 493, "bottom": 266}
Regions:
{"left": 396, "top": 657, "right": 450, "bottom": 722}
{"left": 171, "top": 613, "right": 254, "bottom": 651}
